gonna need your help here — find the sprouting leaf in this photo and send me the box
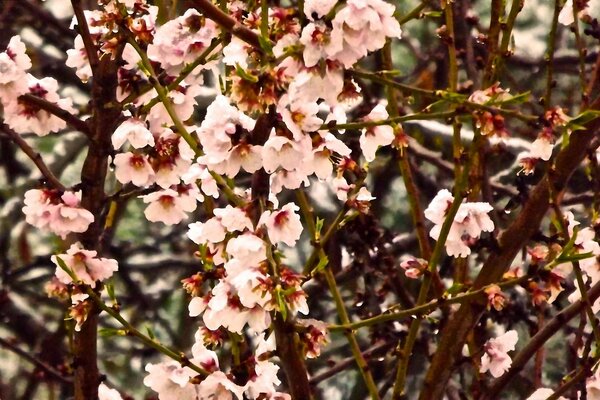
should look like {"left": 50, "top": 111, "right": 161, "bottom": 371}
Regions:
{"left": 568, "top": 110, "right": 600, "bottom": 128}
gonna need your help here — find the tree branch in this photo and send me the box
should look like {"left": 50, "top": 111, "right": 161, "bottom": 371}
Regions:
{"left": 18, "top": 94, "right": 90, "bottom": 136}
{"left": 1, "top": 123, "right": 66, "bottom": 191}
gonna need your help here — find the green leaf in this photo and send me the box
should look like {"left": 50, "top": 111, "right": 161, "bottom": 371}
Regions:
{"left": 568, "top": 110, "right": 600, "bottom": 128}
{"left": 234, "top": 64, "right": 258, "bottom": 83}
{"left": 99, "top": 328, "right": 126, "bottom": 337}
{"left": 275, "top": 287, "right": 288, "bottom": 321}
{"left": 54, "top": 256, "right": 78, "bottom": 282}
{"left": 315, "top": 217, "right": 324, "bottom": 240}
{"left": 105, "top": 282, "right": 116, "bottom": 302}
{"left": 497, "top": 91, "right": 530, "bottom": 105}
{"left": 423, "top": 10, "right": 443, "bottom": 17}
{"left": 311, "top": 254, "right": 329, "bottom": 276}
{"left": 445, "top": 283, "right": 465, "bottom": 296}
{"left": 258, "top": 35, "right": 274, "bottom": 55}
{"left": 146, "top": 326, "right": 156, "bottom": 340}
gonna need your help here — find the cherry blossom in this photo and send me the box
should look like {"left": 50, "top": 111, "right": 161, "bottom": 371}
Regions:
{"left": 98, "top": 383, "right": 123, "bottom": 400}
{"left": 51, "top": 243, "right": 118, "bottom": 288}
{"left": 0, "top": 35, "right": 31, "bottom": 100}
{"left": 4, "top": 75, "right": 75, "bottom": 136}
{"left": 526, "top": 388, "right": 565, "bottom": 400}
{"left": 480, "top": 330, "right": 518, "bottom": 378}
{"left": 424, "top": 189, "right": 495, "bottom": 257}
{"left": 144, "top": 361, "right": 199, "bottom": 400}
{"left": 147, "top": 9, "right": 219, "bottom": 76}
{"left": 22, "top": 189, "right": 95, "bottom": 238}
{"left": 360, "top": 104, "right": 396, "bottom": 162}
{"left": 153, "top": 129, "right": 195, "bottom": 188}
{"left": 112, "top": 118, "right": 155, "bottom": 149}
{"left": 113, "top": 152, "right": 155, "bottom": 187}
{"left": 141, "top": 188, "right": 197, "bottom": 225}
{"left": 259, "top": 203, "right": 303, "bottom": 247}
{"left": 329, "top": 0, "right": 402, "bottom": 68}
{"left": 299, "top": 22, "right": 342, "bottom": 68}
{"left": 304, "top": 0, "right": 338, "bottom": 19}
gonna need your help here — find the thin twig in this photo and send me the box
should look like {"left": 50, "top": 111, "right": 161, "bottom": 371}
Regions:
{"left": 1, "top": 123, "right": 66, "bottom": 191}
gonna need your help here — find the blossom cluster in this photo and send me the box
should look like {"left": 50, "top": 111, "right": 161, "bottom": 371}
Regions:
{"left": 424, "top": 189, "right": 494, "bottom": 257}
{"left": 7, "top": 0, "right": 599, "bottom": 397}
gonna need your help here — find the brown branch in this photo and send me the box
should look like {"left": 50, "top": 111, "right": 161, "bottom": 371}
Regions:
{"left": 191, "top": 0, "right": 263, "bottom": 51}
{"left": 1, "top": 123, "right": 66, "bottom": 190}
{"left": 0, "top": 336, "right": 72, "bottom": 384}
{"left": 419, "top": 98, "right": 600, "bottom": 400}
{"left": 18, "top": 94, "right": 90, "bottom": 136}
{"left": 71, "top": 38, "right": 122, "bottom": 400}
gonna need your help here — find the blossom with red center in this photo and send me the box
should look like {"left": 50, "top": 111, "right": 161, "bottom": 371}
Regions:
{"left": 51, "top": 243, "right": 118, "bottom": 288}
{"left": 4, "top": 75, "right": 75, "bottom": 136}
{"left": 259, "top": 203, "right": 303, "bottom": 247}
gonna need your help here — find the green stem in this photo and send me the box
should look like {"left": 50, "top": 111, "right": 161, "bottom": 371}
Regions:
{"left": 391, "top": 130, "right": 481, "bottom": 398}
{"left": 545, "top": 0, "right": 561, "bottom": 107}
{"left": 572, "top": 0, "right": 589, "bottom": 106}
{"left": 324, "top": 111, "right": 456, "bottom": 131}
{"left": 323, "top": 267, "right": 381, "bottom": 399}
{"left": 296, "top": 189, "right": 380, "bottom": 399}
{"left": 397, "top": 1, "right": 428, "bottom": 25}
{"left": 329, "top": 276, "right": 529, "bottom": 332}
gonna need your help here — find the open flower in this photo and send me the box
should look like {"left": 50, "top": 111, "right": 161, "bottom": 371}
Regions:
{"left": 360, "top": 104, "right": 395, "bottom": 162}
{"left": 51, "top": 243, "right": 118, "bottom": 288}
{"left": 480, "top": 330, "right": 518, "bottom": 378}
{"left": 424, "top": 189, "right": 494, "bottom": 257}
{"left": 259, "top": 203, "right": 303, "bottom": 246}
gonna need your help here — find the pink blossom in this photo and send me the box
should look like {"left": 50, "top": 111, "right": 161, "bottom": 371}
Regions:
{"left": 0, "top": 35, "right": 31, "bottom": 100}
{"left": 51, "top": 243, "right": 118, "bottom": 288}
{"left": 23, "top": 189, "right": 95, "bottom": 238}
{"left": 299, "top": 22, "right": 342, "bottom": 68}
{"left": 144, "top": 361, "right": 199, "bottom": 400}
{"left": 188, "top": 218, "right": 227, "bottom": 245}
{"left": 269, "top": 169, "right": 311, "bottom": 194}
{"left": 558, "top": 0, "right": 575, "bottom": 25}
{"left": 287, "top": 66, "right": 344, "bottom": 105}
{"left": 259, "top": 203, "right": 303, "bottom": 246}
{"left": 278, "top": 95, "right": 323, "bottom": 140}
{"left": 182, "top": 162, "right": 220, "bottom": 198}
{"left": 360, "top": 104, "right": 395, "bottom": 162}
{"left": 425, "top": 189, "right": 495, "bottom": 257}
{"left": 526, "top": 388, "right": 565, "bottom": 400}
{"left": 98, "top": 383, "right": 123, "bottom": 400}
{"left": 113, "top": 152, "right": 155, "bottom": 187}
{"left": 330, "top": 0, "right": 402, "bottom": 68}
{"left": 146, "top": 83, "right": 204, "bottom": 132}
{"left": 304, "top": 0, "right": 338, "bottom": 19}
{"left": 66, "top": 35, "right": 93, "bottom": 83}
{"left": 480, "top": 330, "right": 518, "bottom": 378}
{"left": 147, "top": 9, "right": 219, "bottom": 75}
{"left": 112, "top": 118, "right": 155, "bottom": 149}
{"left": 141, "top": 189, "right": 192, "bottom": 225}
{"left": 4, "top": 75, "right": 75, "bottom": 136}
{"left": 262, "top": 135, "right": 311, "bottom": 173}
{"left": 198, "top": 371, "right": 245, "bottom": 400}
{"left": 153, "top": 129, "right": 195, "bottom": 188}
{"left": 226, "top": 233, "right": 267, "bottom": 266}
